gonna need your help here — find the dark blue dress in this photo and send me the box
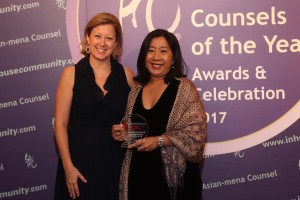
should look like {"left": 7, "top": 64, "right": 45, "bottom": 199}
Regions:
{"left": 54, "top": 56, "right": 130, "bottom": 200}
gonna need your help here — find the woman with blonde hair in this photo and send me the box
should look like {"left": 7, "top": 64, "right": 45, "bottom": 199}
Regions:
{"left": 54, "top": 13, "right": 135, "bottom": 200}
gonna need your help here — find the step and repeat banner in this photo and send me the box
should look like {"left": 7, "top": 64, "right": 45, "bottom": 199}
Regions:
{"left": 1, "top": 0, "right": 299, "bottom": 199}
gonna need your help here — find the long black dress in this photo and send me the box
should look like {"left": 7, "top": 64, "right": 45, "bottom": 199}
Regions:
{"left": 128, "top": 79, "right": 203, "bottom": 200}
{"left": 54, "top": 56, "right": 130, "bottom": 200}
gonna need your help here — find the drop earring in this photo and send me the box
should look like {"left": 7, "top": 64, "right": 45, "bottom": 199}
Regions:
{"left": 86, "top": 46, "right": 90, "bottom": 54}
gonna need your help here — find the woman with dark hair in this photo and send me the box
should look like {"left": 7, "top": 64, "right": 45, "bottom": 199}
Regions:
{"left": 112, "top": 29, "right": 207, "bottom": 200}
{"left": 54, "top": 13, "right": 135, "bottom": 200}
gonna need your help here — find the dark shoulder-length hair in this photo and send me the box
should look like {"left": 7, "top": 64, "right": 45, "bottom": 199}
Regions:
{"left": 133, "top": 29, "right": 187, "bottom": 85}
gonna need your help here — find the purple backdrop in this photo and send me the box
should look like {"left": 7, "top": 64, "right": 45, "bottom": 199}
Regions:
{"left": 0, "top": 0, "right": 299, "bottom": 199}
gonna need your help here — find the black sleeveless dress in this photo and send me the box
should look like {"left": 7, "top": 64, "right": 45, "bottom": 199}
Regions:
{"left": 54, "top": 56, "right": 130, "bottom": 200}
{"left": 128, "top": 79, "right": 202, "bottom": 200}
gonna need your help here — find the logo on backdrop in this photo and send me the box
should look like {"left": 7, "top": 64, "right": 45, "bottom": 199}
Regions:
{"left": 56, "top": 0, "right": 66, "bottom": 9}
{"left": 0, "top": 163, "right": 4, "bottom": 172}
{"left": 25, "top": 153, "right": 37, "bottom": 169}
{"left": 66, "top": 0, "right": 300, "bottom": 155}
{"left": 234, "top": 151, "right": 245, "bottom": 158}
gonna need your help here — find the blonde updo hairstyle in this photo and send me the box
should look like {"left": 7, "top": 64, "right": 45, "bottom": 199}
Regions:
{"left": 80, "top": 13, "right": 123, "bottom": 59}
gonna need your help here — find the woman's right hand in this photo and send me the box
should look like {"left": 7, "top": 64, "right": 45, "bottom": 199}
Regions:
{"left": 64, "top": 165, "right": 87, "bottom": 199}
{"left": 112, "top": 124, "right": 125, "bottom": 141}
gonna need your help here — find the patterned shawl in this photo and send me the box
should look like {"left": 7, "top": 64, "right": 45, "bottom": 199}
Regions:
{"left": 119, "top": 77, "right": 207, "bottom": 200}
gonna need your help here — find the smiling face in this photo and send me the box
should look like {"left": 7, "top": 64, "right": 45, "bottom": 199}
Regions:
{"left": 145, "top": 36, "right": 174, "bottom": 80}
{"left": 86, "top": 24, "right": 117, "bottom": 62}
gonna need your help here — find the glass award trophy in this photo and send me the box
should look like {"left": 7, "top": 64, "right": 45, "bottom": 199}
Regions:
{"left": 120, "top": 114, "right": 149, "bottom": 148}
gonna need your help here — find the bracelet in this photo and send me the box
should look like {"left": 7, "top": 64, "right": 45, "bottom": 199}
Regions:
{"left": 158, "top": 136, "right": 164, "bottom": 147}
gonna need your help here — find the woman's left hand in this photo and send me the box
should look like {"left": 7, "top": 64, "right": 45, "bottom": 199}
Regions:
{"left": 128, "top": 136, "right": 159, "bottom": 151}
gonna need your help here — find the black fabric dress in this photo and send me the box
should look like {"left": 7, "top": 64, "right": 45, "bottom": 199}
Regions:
{"left": 54, "top": 56, "right": 129, "bottom": 200}
{"left": 128, "top": 79, "right": 203, "bottom": 200}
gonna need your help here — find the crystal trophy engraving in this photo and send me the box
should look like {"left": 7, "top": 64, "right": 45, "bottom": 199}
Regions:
{"left": 120, "top": 114, "right": 149, "bottom": 148}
